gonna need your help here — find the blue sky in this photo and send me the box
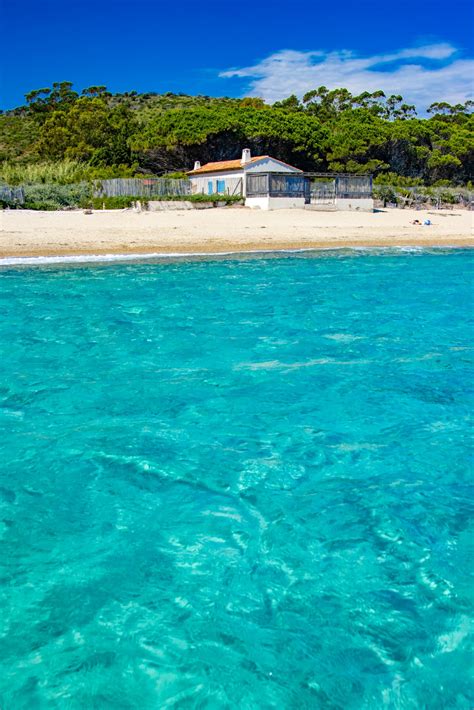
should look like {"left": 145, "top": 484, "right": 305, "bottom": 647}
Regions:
{"left": 2, "top": 0, "right": 473, "bottom": 111}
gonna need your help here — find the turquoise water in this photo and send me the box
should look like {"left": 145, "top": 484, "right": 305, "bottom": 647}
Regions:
{"left": 0, "top": 249, "right": 473, "bottom": 709}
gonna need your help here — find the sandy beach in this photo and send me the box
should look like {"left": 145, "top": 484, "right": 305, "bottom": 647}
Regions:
{"left": 1, "top": 207, "right": 472, "bottom": 259}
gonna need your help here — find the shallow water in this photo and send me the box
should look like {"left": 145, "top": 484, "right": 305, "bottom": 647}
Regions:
{"left": 0, "top": 249, "right": 473, "bottom": 709}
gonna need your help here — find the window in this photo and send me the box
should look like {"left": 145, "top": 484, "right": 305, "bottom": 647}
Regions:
{"left": 216, "top": 179, "right": 226, "bottom": 194}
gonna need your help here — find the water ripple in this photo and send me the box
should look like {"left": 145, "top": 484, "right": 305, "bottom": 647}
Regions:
{"left": 0, "top": 250, "right": 472, "bottom": 708}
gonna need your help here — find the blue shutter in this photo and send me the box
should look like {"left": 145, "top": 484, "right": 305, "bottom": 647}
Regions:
{"left": 208, "top": 181, "right": 213, "bottom": 195}
{"left": 216, "top": 179, "right": 225, "bottom": 194}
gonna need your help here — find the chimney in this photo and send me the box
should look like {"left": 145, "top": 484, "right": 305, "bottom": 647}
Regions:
{"left": 241, "top": 148, "right": 251, "bottom": 165}
{"left": 193, "top": 160, "right": 201, "bottom": 171}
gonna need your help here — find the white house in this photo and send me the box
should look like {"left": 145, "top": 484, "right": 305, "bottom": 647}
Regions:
{"left": 187, "top": 149, "right": 306, "bottom": 210}
{"left": 187, "top": 149, "right": 374, "bottom": 211}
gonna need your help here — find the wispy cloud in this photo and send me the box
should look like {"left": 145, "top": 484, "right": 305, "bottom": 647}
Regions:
{"left": 220, "top": 43, "right": 474, "bottom": 110}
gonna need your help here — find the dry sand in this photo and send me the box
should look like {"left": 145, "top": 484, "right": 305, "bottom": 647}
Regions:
{"left": 1, "top": 207, "right": 472, "bottom": 259}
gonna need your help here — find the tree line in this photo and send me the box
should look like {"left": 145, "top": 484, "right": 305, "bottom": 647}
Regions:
{"left": 1, "top": 81, "right": 473, "bottom": 185}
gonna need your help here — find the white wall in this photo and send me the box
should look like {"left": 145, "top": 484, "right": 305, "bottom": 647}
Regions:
{"left": 190, "top": 170, "right": 244, "bottom": 196}
{"left": 268, "top": 196, "right": 306, "bottom": 210}
{"left": 245, "top": 196, "right": 306, "bottom": 210}
{"left": 245, "top": 196, "right": 270, "bottom": 210}
{"left": 147, "top": 201, "right": 213, "bottom": 210}
{"left": 335, "top": 198, "right": 374, "bottom": 211}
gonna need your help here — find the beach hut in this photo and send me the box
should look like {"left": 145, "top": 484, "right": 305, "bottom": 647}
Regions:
{"left": 187, "top": 149, "right": 306, "bottom": 210}
{"left": 188, "top": 150, "right": 374, "bottom": 211}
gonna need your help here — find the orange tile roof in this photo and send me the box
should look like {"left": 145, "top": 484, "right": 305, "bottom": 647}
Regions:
{"left": 188, "top": 156, "right": 269, "bottom": 174}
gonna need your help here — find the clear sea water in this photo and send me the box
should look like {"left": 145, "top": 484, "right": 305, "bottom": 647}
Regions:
{"left": 0, "top": 249, "right": 473, "bottom": 709}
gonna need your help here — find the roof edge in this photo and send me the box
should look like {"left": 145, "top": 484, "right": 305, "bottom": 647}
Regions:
{"left": 187, "top": 155, "right": 302, "bottom": 175}
{"left": 247, "top": 156, "right": 303, "bottom": 173}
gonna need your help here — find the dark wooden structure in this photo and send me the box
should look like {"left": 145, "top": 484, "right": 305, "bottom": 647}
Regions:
{"left": 246, "top": 172, "right": 373, "bottom": 203}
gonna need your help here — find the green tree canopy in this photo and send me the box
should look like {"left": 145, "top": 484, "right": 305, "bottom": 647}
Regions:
{"left": 1, "top": 81, "right": 472, "bottom": 184}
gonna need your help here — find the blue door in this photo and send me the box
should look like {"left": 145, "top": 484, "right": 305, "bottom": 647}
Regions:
{"left": 208, "top": 181, "right": 214, "bottom": 195}
{"left": 216, "top": 179, "right": 225, "bottom": 194}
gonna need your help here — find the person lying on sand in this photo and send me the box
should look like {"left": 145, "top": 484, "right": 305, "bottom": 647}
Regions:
{"left": 412, "top": 218, "right": 432, "bottom": 226}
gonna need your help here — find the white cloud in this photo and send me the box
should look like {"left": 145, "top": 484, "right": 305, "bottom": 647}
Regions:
{"left": 220, "top": 43, "right": 474, "bottom": 110}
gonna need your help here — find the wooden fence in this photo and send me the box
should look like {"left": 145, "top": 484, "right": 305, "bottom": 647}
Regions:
{"left": 1, "top": 179, "right": 472, "bottom": 209}
{"left": 98, "top": 178, "right": 191, "bottom": 198}
{"left": 373, "top": 185, "right": 474, "bottom": 209}
{"left": 0, "top": 184, "right": 24, "bottom": 204}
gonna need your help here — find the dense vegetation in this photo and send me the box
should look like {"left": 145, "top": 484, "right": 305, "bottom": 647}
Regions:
{"left": 1, "top": 81, "right": 473, "bottom": 185}
{"left": 0, "top": 187, "right": 242, "bottom": 211}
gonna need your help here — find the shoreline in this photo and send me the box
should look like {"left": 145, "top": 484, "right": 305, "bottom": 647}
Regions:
{"left": 1, "top": 207, "right": 472, "bottom": 260}
{"left": 0, "top": 243, "right": 472, "bottom": 267}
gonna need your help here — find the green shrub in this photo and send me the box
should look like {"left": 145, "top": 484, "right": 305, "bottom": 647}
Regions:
{"left": 1, "top": 160, "right": 89, "bottom": 186}
{"left": 85, "top": 195, "right": 148, "bottom": 209}
{"left": 373, "top": 185, "right": 398, "bottom": 205}
{"left": 160, "top": 171, "right": 190, "bottom": 180}
{"left": 0, "top": 198, "right": 20, "bottom": 209}
{"left": 22, "top": 201, "right": 59, "bottom": 211}
{"left": 87, "top": 194, "right": 242, "bottom": 208}
{"left": 374, "top": 172, "right": 424, "bottom": 187}
{"left": 23, "top": 182, "right": 92, "bottom": 209}
{"left": 436, "top": 190, "right": 457, "bottom": 204}
{"left": 0, "top": 159, "right": 142, "bottom": 186}
{"left": 5, "top": 182, "right": 242, "bottom": 210}
{"left": 184, "top": 193, "right": 242, "bottom": 204}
